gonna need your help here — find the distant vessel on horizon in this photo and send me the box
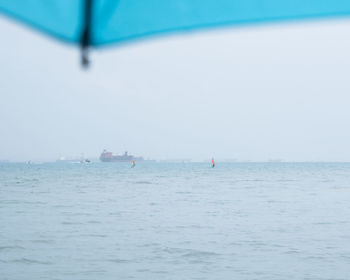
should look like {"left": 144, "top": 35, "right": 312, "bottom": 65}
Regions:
{"left": 99, "top": 150, "right": 144, "bottom": 162}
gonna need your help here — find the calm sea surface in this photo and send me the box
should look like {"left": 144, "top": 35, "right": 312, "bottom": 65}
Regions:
{"left": 1, "top": 162, "right": 350, "bottom": 280}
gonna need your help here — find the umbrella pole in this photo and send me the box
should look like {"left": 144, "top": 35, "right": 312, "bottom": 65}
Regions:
{"left": 81, "top": 0, "right": 92, "bottom": 68}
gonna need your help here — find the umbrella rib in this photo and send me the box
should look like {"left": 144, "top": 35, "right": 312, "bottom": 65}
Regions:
{"left": 81, "top": 0, "right": 93, "bottom": 68}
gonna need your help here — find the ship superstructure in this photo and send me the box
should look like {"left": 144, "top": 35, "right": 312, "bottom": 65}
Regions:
{"left": 99, "top": 150, "right": 143, "bottom": 162}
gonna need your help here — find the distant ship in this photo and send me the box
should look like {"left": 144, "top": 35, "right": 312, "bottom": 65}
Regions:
{"left": 99, "top": 150, "right": 144, "bottom": 162}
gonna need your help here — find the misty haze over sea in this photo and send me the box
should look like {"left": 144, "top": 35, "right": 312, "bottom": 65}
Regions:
{"left": 2, "top": 5, "right": 350, "bottom": 279}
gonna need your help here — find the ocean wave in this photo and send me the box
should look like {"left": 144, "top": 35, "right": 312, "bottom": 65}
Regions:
{"left": 10, "top": 258, "right": 53, "bottom": 265}
{"left": 0, "top": 245, "right": 25, "bottom": 251}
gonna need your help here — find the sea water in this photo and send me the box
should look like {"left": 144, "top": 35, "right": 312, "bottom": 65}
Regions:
{"left": 1, "top": 162, "right": 350, "bottom": 280}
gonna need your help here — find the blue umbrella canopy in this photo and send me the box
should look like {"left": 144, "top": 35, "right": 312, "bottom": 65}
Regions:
{"left": 1, "top": 0, "right": 350, "bottom": 66}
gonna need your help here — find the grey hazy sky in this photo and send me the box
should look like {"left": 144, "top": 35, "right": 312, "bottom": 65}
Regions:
{"left": 1, "top": 16, "right": 350, "bottom": 162}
